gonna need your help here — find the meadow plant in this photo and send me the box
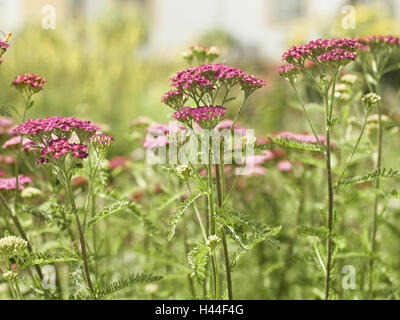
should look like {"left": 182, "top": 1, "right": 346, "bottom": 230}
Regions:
{"left": 354, "top": 35, "right": 400, "bottom": 295}
{"left": 157, "top": 49, "right": 281, "bottom": 300}
{"left": 278, "top": 37, "right": 380, "bottom": 299}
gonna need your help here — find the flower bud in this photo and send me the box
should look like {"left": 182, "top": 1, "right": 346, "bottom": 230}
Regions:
{"left": 362, "top": 93, "right": 381, "bottom": 112}
{"left": 206, "top": 235, "right": 221, "bottom": 250}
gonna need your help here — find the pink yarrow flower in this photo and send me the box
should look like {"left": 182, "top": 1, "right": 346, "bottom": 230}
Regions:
{"left": 161, "top": 90, "right": 188, "bottom": 110}
{"left": 0, "top": 175, "right": 32, "bottom": 190}
{"left": 11, "top": 73, "right": 46, "bottom": 94}
{"left": 2, "top": 136, "right": 36, "bottom": 151}
{"left": 12, "top": 116, "right": 100, "bottom": 142}
{"left": 277, "top": 160, "right": 293, "bottom": 172}
{"left": 170, "top": 64, "right": 266, "bottom": 96}
{"left": 89, "top": 133, "right": 114, "bottom": 153}
{"left": 173, "top": 105, "right": 226, "bottom": 129}
{"left": 37, "top": 138, "right": 88, "bottom": 165}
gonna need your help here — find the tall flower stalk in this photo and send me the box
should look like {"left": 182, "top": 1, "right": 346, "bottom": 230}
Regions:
{"left": 355, "top": 35, "right": 400, "bottom": 295}
{"left": 279, "top": 38, "right": 362, "bottom": 299}
{"left": 161, "top": 61, "right": 266, "bottom": 299}
{"left": 12, "top": 116, "right": 101, "bottom": 295}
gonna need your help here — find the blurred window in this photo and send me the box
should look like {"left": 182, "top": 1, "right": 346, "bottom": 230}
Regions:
{"left": 272, "top": 0, "right": 305, "bottom": 19}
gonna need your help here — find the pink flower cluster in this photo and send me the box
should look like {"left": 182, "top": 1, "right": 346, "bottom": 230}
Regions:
{"left": 215, "top": 120, "right": 247, "bottom": 134}
{"left": 274, "top": 131, "right": 336, "bottom": 148}
{"left": 0, "top": 175, "right": 32, "bottom": 190}
{"left": 2, "top": 136, "right": 36, "bottom": 151}
{"left": 277, "top": 64, "right": 301, "bottom": 82}
{"left": 144, "top": 122, "right": 187, "bottom": 149}
{"left": 11, "top": 73, "right": 47, "bottom": 93}
{"left": 317, "top": 49, "right": 357, "bottom": 62}
{"left": 173, "top": 106, "right": 226, "bottom": 127}
{"left": 354, "top": 35, "right": 400, "bottom": 50}
{"left": 282, "top": 38, "right": 361, "bottom": 65}
{"left": 169, "top": 64, "right": 266, "bottom": 94}
{"left": 12, "top": 116, "right": 100, "bottom": 137}
{"left": 89, "top": 133, "right": 114, "bottom": 145}
{"left": 161, "top": 90, "right": 185, "bottom": 103}
{"left": 0, "top": 40, "right": 10, "bottom": 54}
{"left": 161, "top": 90, "right": 188, "bottom": 110}
{"left": 0, "top": 117, "right": 13, "bottom": 135}
{"left": 37, "top": 139, "right": 88, "bottom": 164}
{"left": 275, "top": 131, "right": 327, "bottom": 145}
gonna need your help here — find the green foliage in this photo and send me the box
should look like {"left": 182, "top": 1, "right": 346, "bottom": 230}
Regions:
{"left": 21, "top": 203, "right": 72, "bottom": 230}
{"left": 167, "top": 192, "right": 205, "bottom": 241}
{"left": 336, "top": 168, "right": 400, "bottom": 187}
{"left": 218, "top": 208, "right": 281, "bottom": 269}
{"left": 21, "top": 251, "right": 78, "bottom": 267}
{"left": 95, "top": 273, "right": 163, "bottom": 299}
{"left": 269, "top": 136, "right": 324, "bottom": 152}
{"left": 87, "top": 200, "right": 131, "bottom": 228}
{"left": 187, "top": 242, "right": 209, "bottom": 283}
{"left": 297, "top": 225, "right": 328, "bottom": 238}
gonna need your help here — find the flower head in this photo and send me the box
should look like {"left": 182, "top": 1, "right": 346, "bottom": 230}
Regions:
{"left": 37, "top": 138, "right": 88, "bottom": 165}
{"left": 175, "top": 164, "right": 193, "bottom": 180}
{"left": 11, "top": 73, "right": 46, "bottom": 95}
{"left": 161, "top": 90, "right": 188, "bottom": 110}
{"left": 12, "top": 116, "right": 100, "bottom": 143}
{"left": 317, "top": 49, "right": 357, "bottom": 66}
{"left": 282, "top": 38, "right": 361, "bottom": 69}
{"left": 0, "top": 34, "right": 11, "bottom": 63}
{"left": 277, "top": 160, "right": 293, "bottom": 172}
{"left": 206, "top": 235, "right": 221, "bottom": 250}
{"left": 2, "top": 136, "right": 36, "bottom": 151}
{"left": 89, "top": 133, "right": 114, "bottom": 154}
{"left": 0, "top": 117, "right": 13, "bottom": 135}
{"left": 278, "top": 64, "right": 301, "bottom": 82}
{"left": 0, "top": 236, "right": 28, "bottom": 259}
{"left": 170, "top": 64, "right": 265, "bottom": 96}
{"left": 362, "top": 92, "right": 381, "bottom": 112}
{"left": 183, "top": 45, "right": 221, "bottom": 64}
{"left": 354, "top": 35, "right": 400, "bottom": 53}
{"left": 173, "top": 105, "right": 226, "bottom": 129}
{"left": 0, "top": 175, "right": 32, "bottom": 190}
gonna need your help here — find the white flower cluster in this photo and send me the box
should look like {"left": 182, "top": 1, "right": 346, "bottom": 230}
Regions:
{"left": 362, "top": 93, "right": 381, "bottom": 112}
{"left": 3, "top": 271, "right": 18, "bottom": 282}
{"left": 0, "top": 235, "right": 28, "bottom": 259}
{"left": 176, "top": 164, "right": 193, "bottom": 180}
{"left": 206, "top": 234, "right": 221, "bottom": 250}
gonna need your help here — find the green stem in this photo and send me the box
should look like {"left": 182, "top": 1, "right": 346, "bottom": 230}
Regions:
{"left": 211, "top": 251, "right": 219, "bottom": 300}
{"left": 14, "top": 95, "right": 31, "bottom": 209}
{"left": 292, "top": 83, "right": 326, "bottom": 151}
{"left": 215, "top": 138, "right": 233, "bottom": 300}
{"left": 64, "top": 173, "right": 94, "bottom": 295}
{"left": 186, "top": 181, "right": 207, "bottom": 241}
{"left": 0, "top": 191, "right": 43, "bottom": 280}
{"left": 14, "top": 281, "right": 24, "bottom": 300}
{"left": 323, "top": 80, "right": 335, "bottom": 300}
{"left": 83, "top": 154, "right": 102, "bottom": 229}
{"left": 369, "top": 83, "right": 383, "bottom": 295}
{"left": 230, "top": 94, "right": 248, "bottom": 132}
{"left": 336, "top": 110, "right": 370, "bottom": 185}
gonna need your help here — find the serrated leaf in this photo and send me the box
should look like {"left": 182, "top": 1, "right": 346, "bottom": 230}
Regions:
{"left": 21, "top": 251, "right": 78, "bottom": 267}
{"left": 335, "top": 168, "right": 400, "bottom": 188}
{"left": 95, "top": 273, "right": 163, "bottom": 299}
{"left": 87, "top": 201, "right": 131, "bottom": 228}
{"left": 297, "top": 225, "right": 328, "bottom": 238}
{"left": 187, "top": 242, "right": 209, "bottom": 283}
{"left": 167, "top": 192, "right": 205, "bottom": 241}
{"left": 269, "top": 136, "right": 324, "bottom": 152}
